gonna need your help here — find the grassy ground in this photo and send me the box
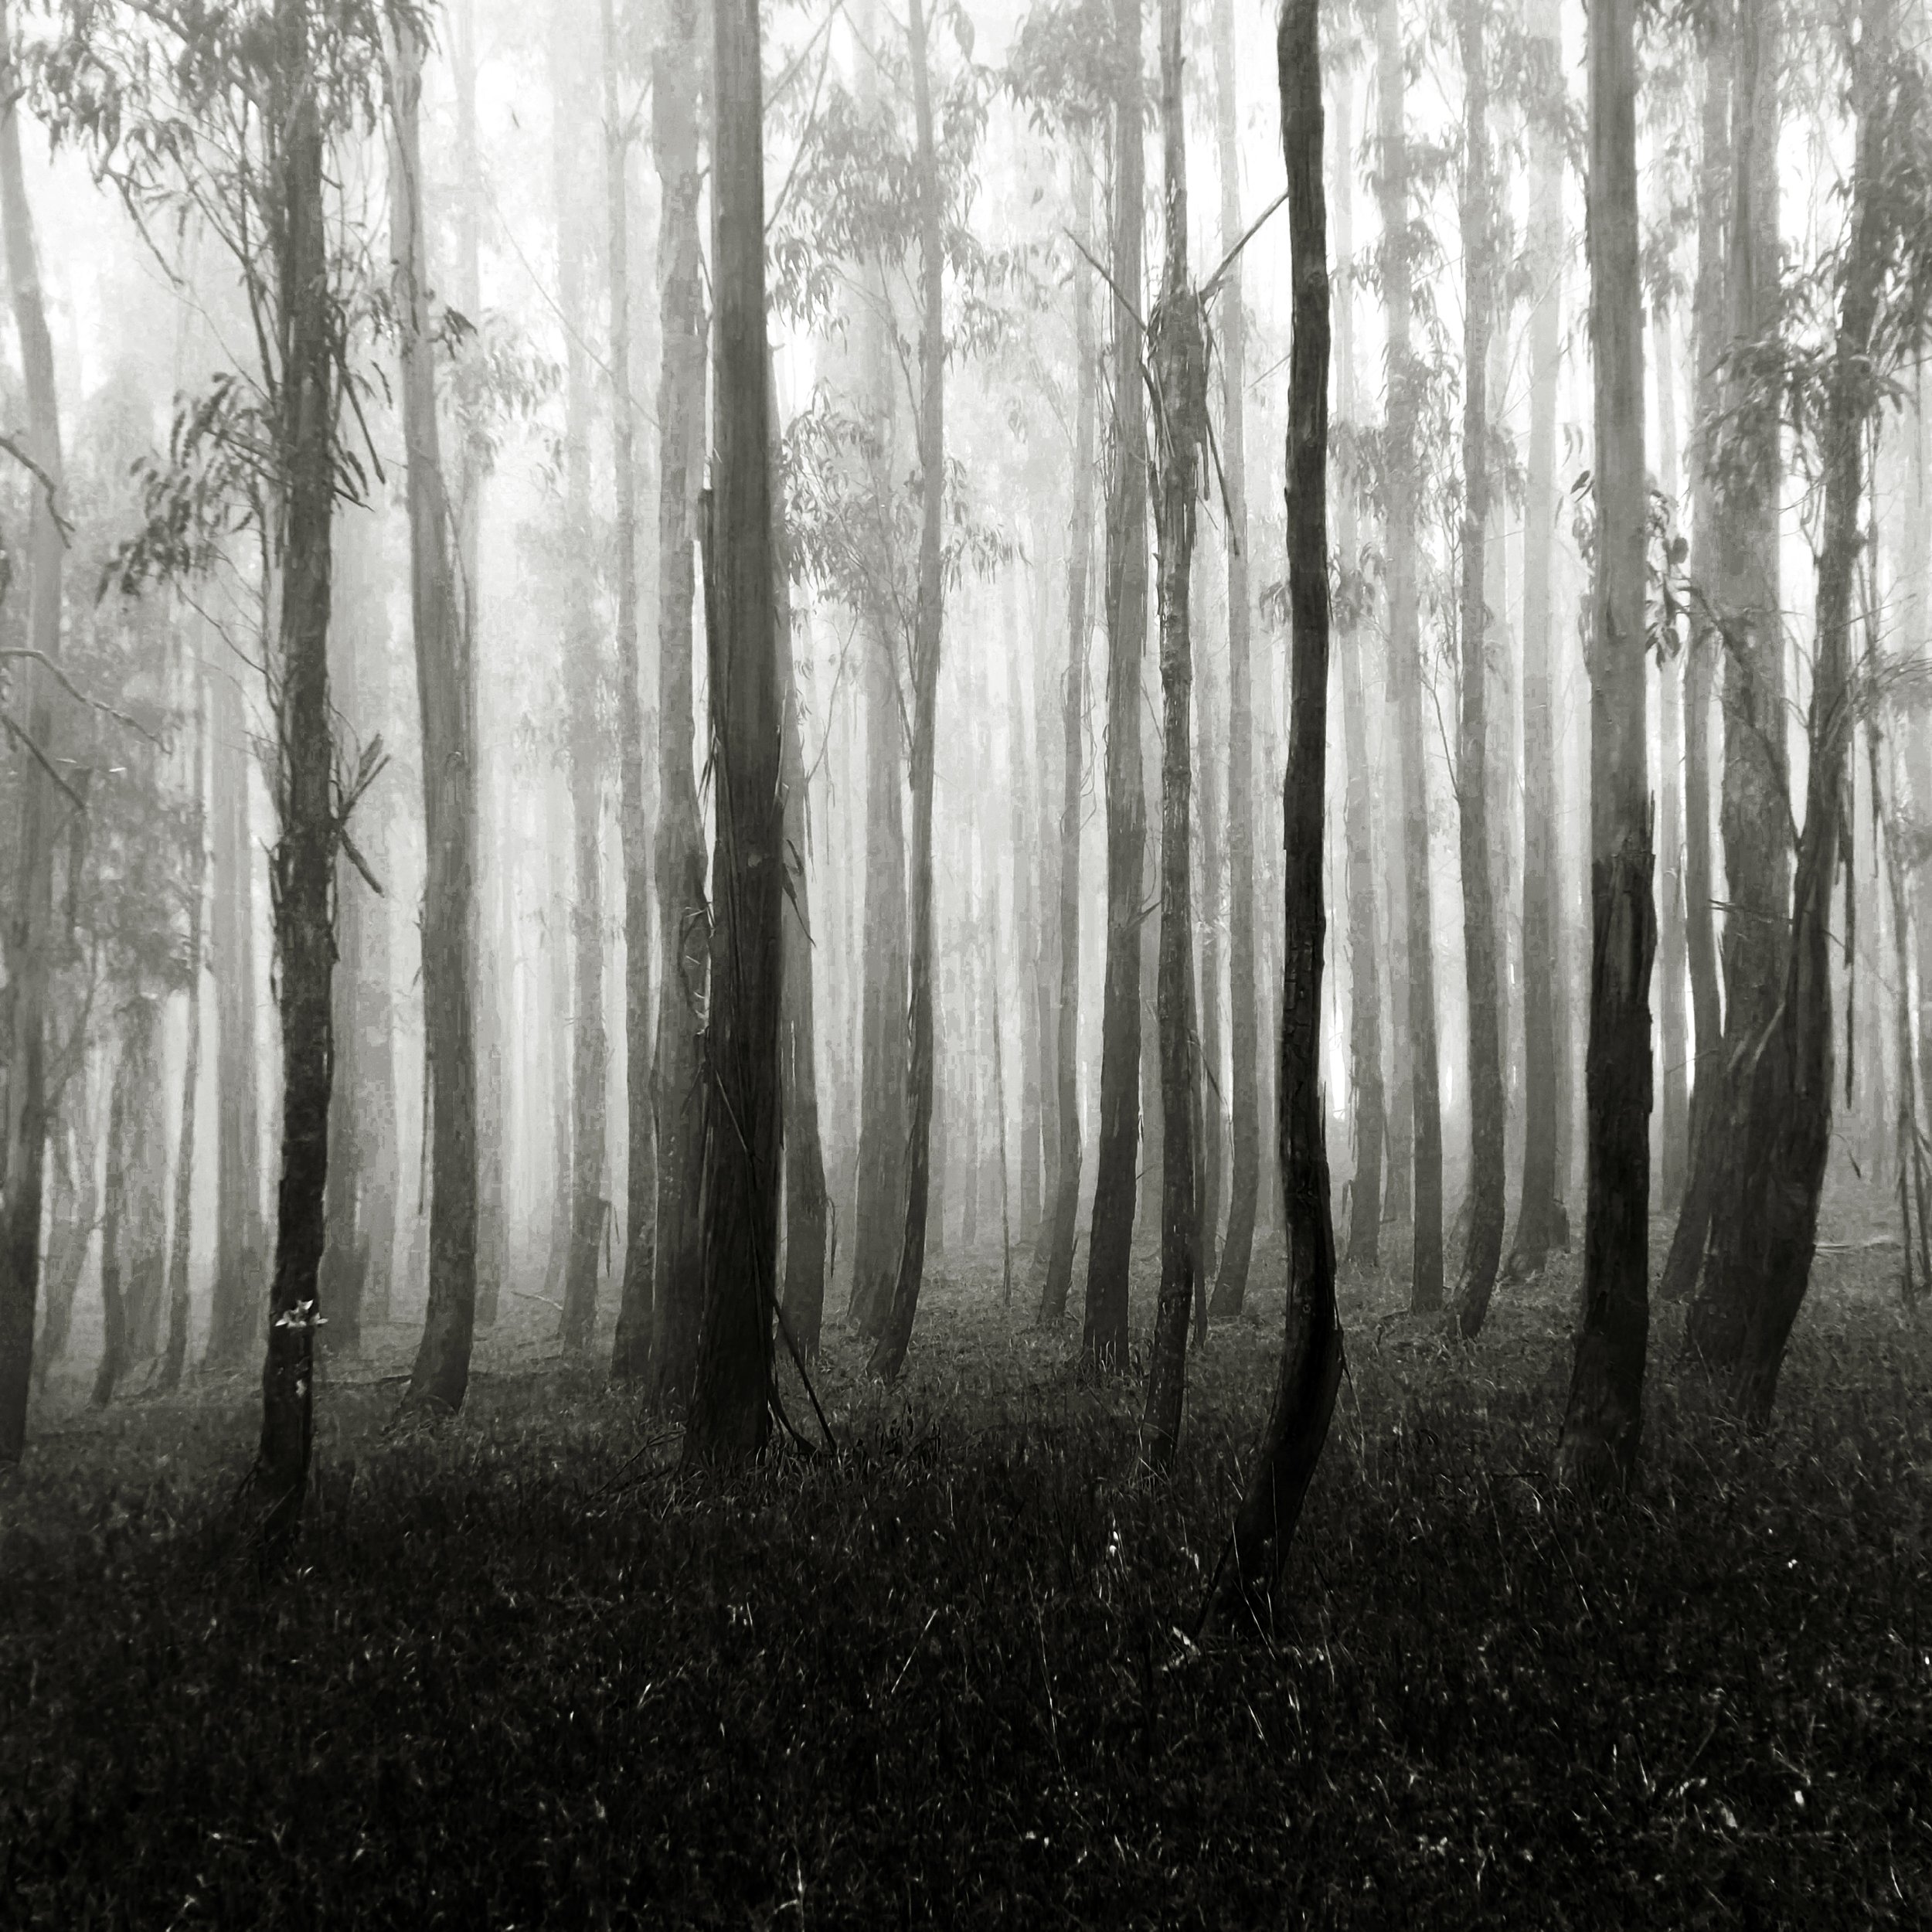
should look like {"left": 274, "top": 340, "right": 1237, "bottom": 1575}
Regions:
{"left": 4, "top": 1212, "right": 1930, "bottom": 1929}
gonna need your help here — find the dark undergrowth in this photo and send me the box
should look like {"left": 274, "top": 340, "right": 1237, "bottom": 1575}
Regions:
{"left": 4, "top": 1216, "right": 1931, "bottom": 1928}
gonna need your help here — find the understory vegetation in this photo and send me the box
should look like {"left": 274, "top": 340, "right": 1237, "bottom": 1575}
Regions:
{"left": 5, "top": 1212, "right": 1930, "bottom": 1927}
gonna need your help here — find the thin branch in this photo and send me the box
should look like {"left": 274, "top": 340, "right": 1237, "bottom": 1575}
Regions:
{"left": 1199, "top": 188, "right": 1290, "bottom": 302}
{"left": 0, "top": 650, "right": 162, "bottom": 744}
{"left": 1, "top": 711, "right": 85, "bottom": 814}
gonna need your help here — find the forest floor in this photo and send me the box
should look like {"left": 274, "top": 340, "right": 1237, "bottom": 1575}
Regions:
{"left": 4, "top": 1196, "right": 1931, "bottom": 1929}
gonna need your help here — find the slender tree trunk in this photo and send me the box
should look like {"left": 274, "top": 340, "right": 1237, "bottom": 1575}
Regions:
{"left": 1039, "top": 145, "right": 1096, "bottom": 1325}
{"left": 1376, "top": 0, "right": 1444, "bottom": 1311}
{"left": 1197, "top": 564, "right": 1226, "bottom": 1282}
{"left": 1083, "top": 0, "right": 1149, "bottom": 1373}
{"left": 1143, "top": 0, "right": 1203, "bottom": 1474}
{"left": 684, "top": 0, "right": 783, "bottom": 1461}
{"left": 254, "top": 9, "right": 338, "bottom": 1549}
{"left": 1508, "top": 0, "right": 1566, "bottom": 1279}
{"left": 1556, "top": 0, "right": 1652, "bottom": 1492}
{"left": 1009, "top": 581, "right": 1046, "bottom": 1250}
{"left": 92, "top": 1032, "right": 134, "bottom": 1409}
{"left": 607, "top": 0, "right": 661, "bottom": 1383}
{"left": 648, "top": 0, "right": 711, "bottom": 1403}
{"left": 1217, "top": 0, "right": 1342, "bottom": 1622}
{"left": 393, "top": 15, "right": 479, "bottom": 1413}
{"left": 1654, "top": 308, "right": 1690, "bottom": 1209}
{"left": 869, "top": 0, "right": 947, "bottom": 1384}
{"left": 38, "top": 1066, "right": 95, "bottom": 1387}
{"left": 1454, "top": 0, "right": 1507, "bottom": 1338}
{"left": 160, "top": 663, "right": 208, "bottom": 1393}
{"left": 0, "top": 8, "right": 67, "bottom": 1458}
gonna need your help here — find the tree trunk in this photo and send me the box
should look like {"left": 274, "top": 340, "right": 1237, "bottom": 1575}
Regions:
{"left": 607, "top": 0, "right": 661, "bottom": 1384}
{"left": 393, "top": 15, "right": 479, "bottom": 1414}
{"left": 648, "top": 0, "right": 710, "bottom": 1403}
{"left": 1039, "top": 144, "right": 1096, "bottom": 1326}
{"left": 1083, "top": 0, "right": 1149, "bottom": 1374}
{"left": 1453, "top": 0, "right": 1507, "bottom": 1339}
{"left": 684, "top": 0, "right": 783, "bottom": 1462}
{"left": 868, "top": 0, "right": 947, "bottom": 1385}
{"left": 1143, "top": 0, "right": 1203, "bottom": 1474}
{"left": 1217, "top": 0, "right": 1342, "bottom": 1623}
{"left": 1556, "top": 0, "right": 1652, "bottom": 1492}
{"left": 1197, "top": 566, "right": 1226, "bottom": 1284}
{"left": 253, "top": 10, "right": 338, "bottom": 1549}
{"left": 1654, "top": 306, "right": 1690, "bottom": 1209}
{"left": 0, "top": 4, "right": 68, "bottom": 1459}
{"left": 92, "top": 1032, "right": 134, "bottom": 1409}
{"left": 1508, "top": 0, "right": 1566, "bottom": 1280}
{"left": 1009, "top": 580, "right": 1046, "bottom": 1252}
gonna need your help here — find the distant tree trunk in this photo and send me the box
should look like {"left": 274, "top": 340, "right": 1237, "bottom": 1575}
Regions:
{"left": 121, "top": 1011, "right": 168, "bottom": 1366}
{"left": 553, "top": 0, "right": 607, "bottom": 1358}
{"left": 1197, "top": 572, "right": 1226, "bottom": 1284}
{"left": 1709, "top": 0, "right": 1891, "bottom": 1422}
{"left": 684, "top": 0, "right": 783, "bottom": 1462}
{"left": 1654, "top": 307, "right": 1690, "bottom": 1209}
{"left": 1508, "top": 0, "right": 1566, "bottom": 1281}
{"left": 0, "top": 7, "right": 68, "bottom": 1460}
{"left": 38, "top": 1067, "right": 97, "bottom": 1387}
{"left": 648, "top": 0, "right": 710, "bottom": 1403}
{"left": 868, "top": 0, "right": 948, "bottom": 1384}
{"left": 1378, "top": 0, "right": 1444, "bottom": 1311}
{"left": 1662, "top": 8, "right": 1734, "bottom": 1301}
{"left": 1556, "top": 0, "right": 1652, "bottom": 1492}
{"left": 92, "top": 1032, "right": 134, "bottom": 1409}
{"left": 254, "top": 12, "right": 338, "bottom": 1549}
{"left": 543, "top": 769, "right": 573, "bottom": 1304}
{"left": 1143, "top": 0, "right": 1203, "bottom": 1475}
{"left": 1685, "top": 0, "right": 1791, "bottom": 1352}
{"left": 1008, "top": 583, "right": 1046, "bottom": 1250}
{"left": 392, "top": 13, "right": 479, "bottom": 1414}
{"left": 1209, "top": 0, "right": 1259, "bottom": 1315}
{"left": 607, "top": 0, "right": 661, "bottom": 1384}
{"left": 160, "top": 665, "right": 208, "bottom": 1393}
{"left": 1453, "top": 0, "right": 1507, "bottom": 1338}
{"left": 1083, "top": 0, "right": 1149, "bottom": 1374}
{"left": 1217, "top": 0, "right": 1342, "bottom": 1622}
{"left": 1038, "top": 145, "right": 1096, "bottom": 1326}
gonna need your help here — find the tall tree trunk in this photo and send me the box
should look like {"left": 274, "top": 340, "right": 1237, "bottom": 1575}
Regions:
{"left": 37, "top": 1067, "right": 95, "bottom": 1388}
{"left": 648, "top": 0, "right": 711, "bottom": 1403}
{"left": 1143, "top": 0, "right": 1203, "bottom": 1474}
{"left": 254, "top": 8, "right": 338, "bottom": 1549}
{"left": 1662, "top": 5, "right": 1736, "bottom": 1301}
{"left": 1454, "top": 0, "right": 1507, "bottom": 1338}
{"left": 1039, "top": 144, "right": 1096, "bottom": 1325}
{"left": 160, "top": 660, "right": 208, "bottom": 1393}
{"left": 1217, "top": 0, "right": 1342, "bottom": 1622}
{"left": 868, "top": 0, "right": 947, "bottom": 1384}
{"left": 1654, "top": 306, "right": 1690, "bottom": 1209}
{"left": 0, "top": 5, "right": 68, "bottom": 1459}
{"left": 684, "top": 0, "right": 783, "bottom": 1461}
{"left": 393, "top": 15, "right": 479, "bottom": 1414}
{"left": 1083, "top": 0, "right": 1149, "bottom": 1373}
{"left": 1008, "top": 580, "right": 1046, "bottom": 1250}
{"left": 1556, "top": 0, "right": 1652, "bottom": 1492}
{"left": 607, "top": 0, "right": 661, "bottom": 1383}
{"left": 1376, "top": 0, "right": 1444, "bottom": 1311}
{"left": 1712, "top": 0, "right": 1891, "bottom": 1421}
{"left": 1685, "top": 0, "right": 1791, "bottom": 1355}
{"left": 123, "top": 1008, "right": 167, "bottom": 1364}
{"left": 92, "top": 1029, "right": 134, "bottom": 1409}
{"left": 1508, "top": 0, "right": 1566, "bottom": 1279}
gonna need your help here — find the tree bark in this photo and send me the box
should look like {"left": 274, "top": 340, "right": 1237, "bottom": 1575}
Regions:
{"left": 1556, "top": 0, "right": 1652, "bottom": 1492}
{"left": 1083, "top": 0, "right": 1148, "bottom": 1374}
{"left": 685, "top": 0, "right": 783, "bottom": 1461}
{"left": 392, "top": 13, "right": 479, "bottom": 1414}
{"left": 92, "top": 1028, "right": 134, "bottom": 1409}
{"left": 1654, "top": 307, "right": 1689, "bottom": 1209}
{"left": 1142, "top": 0, "right": 1203, "bottom": 1474}
{"left": 1217, "top": 0, "right": 1342, "bottom": 1623}
{"left": 868, "top": 0, "right": 948, "bottom": 1384}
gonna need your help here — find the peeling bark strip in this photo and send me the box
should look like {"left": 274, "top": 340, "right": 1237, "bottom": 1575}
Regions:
{"left": 0, "top": 0, "right": 67, "bottom": 1464}
{"left": 1557, "top": 0, "right": 1652, "bottom": 1494}
{"left": 1082, "top": 0, "right": 1148, "bottom": 1376}
{"left": 1216, "top": 0, "right": 1342, "bottom": 1626}
{"left": 684, "top": 0, "right": 783, "bottom": 1464}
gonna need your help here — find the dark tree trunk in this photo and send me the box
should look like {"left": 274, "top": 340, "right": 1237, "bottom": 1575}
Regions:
{"left": 253, "top": 10, "right": 338, "bottom": 1549}
{"left": 1453, "top": 0, "right": 1507, "bottom": 1338}
{"left": 0, "top": 5, "right": 68, "bottom": 1459}
{"left": 1143, "top": 0, "right": 1203, "bottom": 1474}
{"left": 1039, "top": 144, "right": 1096, "bottom": 1326}
{"left": 160, "top": 667, "right": 207, "bottom": 1393}
{"left": 868, "top": 0, "right": 948, "bottom": 1385}
{"left": 648, "top": 0, "right": 710, "bottom": 1403}
{"left": 93, "top": 1032, "right": 134, "bottom": 1410}
{"left": 393, "top": 15, "right": 479, "bottom": 1414}
{"left": 1508, "top": 0, "right": 1566, "bottom": 1280}
{"left": 685, "top": 0, "right": 783, "bottom": 1461}
{"left": 1654, "top": 309, "right": 1690, "bottom": 1209}
{"left": 1376, "top": 0, "right": 1444, "bottom": 1313}
{"left": 1216, "top": 0, "right": 1342, "bottom": 1623}
{"left": 1556, "top": 0, "right": 1653, "bottom": 1492}
{"left": 1083, "top": 0, "right": 1148, "bottom": 1374}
